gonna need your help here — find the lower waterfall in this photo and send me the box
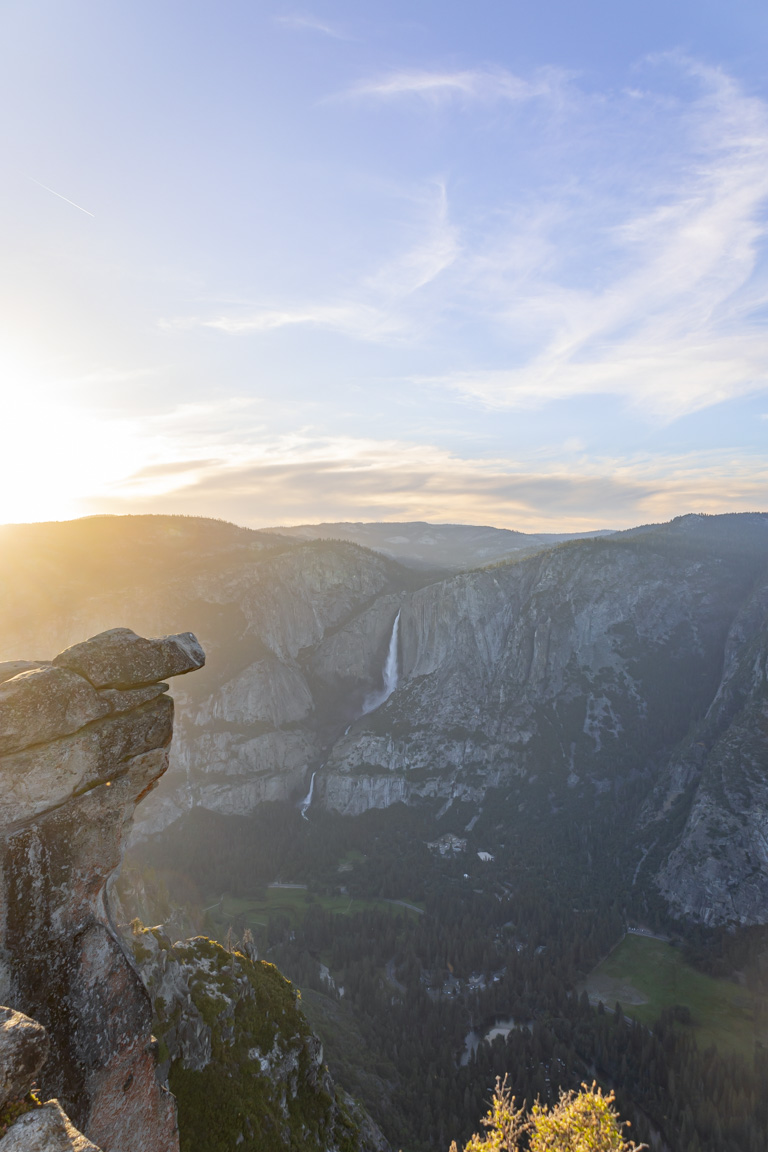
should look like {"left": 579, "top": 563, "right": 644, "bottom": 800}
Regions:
{"left": 300, "top": 771, "right": 316, "bottom": 820}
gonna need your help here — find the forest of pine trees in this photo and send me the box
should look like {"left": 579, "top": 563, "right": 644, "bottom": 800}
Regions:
{"left": 136, "top": 801, "right": 768, "bottom": 1152}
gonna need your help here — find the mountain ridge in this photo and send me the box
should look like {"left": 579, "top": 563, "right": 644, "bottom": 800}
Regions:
{"left": 2, "top": 511, "right": 767, "bottom": 926}
{"left": 266, "top": 519, "right": 615, "bottom": 572}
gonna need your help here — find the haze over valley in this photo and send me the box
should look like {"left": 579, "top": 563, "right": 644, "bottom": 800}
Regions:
{"left": 4, "top": 0, "right": 768, "bottom": 1147}
{"left": 3, "top": 508, "right": 768, "bottom": 1148}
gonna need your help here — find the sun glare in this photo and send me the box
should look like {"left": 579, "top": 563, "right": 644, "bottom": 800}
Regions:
{"left": 0, "top": 384, "right": 143, "bottom": 525}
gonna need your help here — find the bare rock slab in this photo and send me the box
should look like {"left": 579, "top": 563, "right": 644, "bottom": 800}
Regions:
{"left": 0, "top": 627, "right": 204, "bottom": 1152}
{"left": 0, "top": 669, "right": 109, "bottom": 759}
{"left": 0, "top": 1007, "right": 49, "bottom": 1110}
{"left": 97, "top": 684, "right": 169, "bottom": 715}
{"left": 0, "top": 664, "right": 44, "bottom": 688}
{"left": 0, "top": 1100, "right": 101, "bottom": 1151}
{"left": 53, "top": 630, "right": 205, "bottom": 690}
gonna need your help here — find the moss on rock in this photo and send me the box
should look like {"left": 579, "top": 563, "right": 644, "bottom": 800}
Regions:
{"left": 132, "top": 929, "right": 369, "bottom": 1152}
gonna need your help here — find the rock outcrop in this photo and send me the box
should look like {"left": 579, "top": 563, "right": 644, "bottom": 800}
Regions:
{"left": 53, "top": 629, "right": 205, "bottom": 690}
{"left": 0, "top": 1005, "right": 49, "bottom": 1110}
{"left": 0, "top": 1004, "right": 100, "bottom": 1151}
{"left": 1, "top": 1100, "right": 100, "bottom": 1151}
{"left": 0, "top": 628, "right": 205, "bottom": 1152}
{"left": 130, "top": 928, "right": 389, "bottom": 1152}
{"left": 653, "top": 568, "right": 768, "bottom": 923}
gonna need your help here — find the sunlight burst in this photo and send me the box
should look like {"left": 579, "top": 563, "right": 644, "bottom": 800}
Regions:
{"left": 0, "top": 379, "right": 143, "bottom": 525}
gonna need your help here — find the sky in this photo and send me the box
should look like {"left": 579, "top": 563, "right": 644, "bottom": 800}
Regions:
{"left": 1, "top": 0, "right": 768, "bottom": 531}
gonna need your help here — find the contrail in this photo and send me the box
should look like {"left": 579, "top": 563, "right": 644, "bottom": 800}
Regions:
{"left": 28, "top": 177, "right": 95, "bottom": 217}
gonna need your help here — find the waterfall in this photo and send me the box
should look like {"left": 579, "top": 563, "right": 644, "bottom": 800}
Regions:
{"left": 305, "top": 612, "right": 401, "bottom": 807}
{"left": 362, "top": 610, "right": 401, "bottom": 715}
{"left": 300, "top": 771, "right": 316, "bottom": 821}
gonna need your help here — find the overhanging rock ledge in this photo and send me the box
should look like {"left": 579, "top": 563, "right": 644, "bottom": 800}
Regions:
{"left": 0, "top": 628, "right": 205, "bottom": 1152}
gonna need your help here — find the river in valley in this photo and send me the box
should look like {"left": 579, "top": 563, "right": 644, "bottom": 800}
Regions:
{"left": 460, "top": 1017, "right": 531, "bottom": 1066}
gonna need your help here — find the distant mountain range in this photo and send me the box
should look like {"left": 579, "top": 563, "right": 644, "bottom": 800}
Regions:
{"left": 267, "top": 520, "right": 614, "bottom": 571}
{"left": 2, "top": 511, "right": 768, "bottom": 927}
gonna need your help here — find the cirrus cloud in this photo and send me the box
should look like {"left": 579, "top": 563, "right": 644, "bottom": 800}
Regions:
{"left": 164, "top": 57, "right": 768, "bottom": 423}
{"left": 340, "top": 65, "right": 562, "bottom": 104}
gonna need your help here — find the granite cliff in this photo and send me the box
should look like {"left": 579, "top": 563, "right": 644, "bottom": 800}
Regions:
{"left": 653, "top": 563, "right": 768, "bottom": 924}
{"left": 317, "top": 514, "right": 768, "bottom": 923}
{"left": 0, "top": 621, "right": 387, "bottom": 1152}
{"left": 0, "top": 627, "right": 205, "bottom": 1152}
{"left": 2, "top": 513, "right": 768, "bottom": 926}
{"left": 0, "top": 1003, "right": 100, "bottom": 1150}
{"left": 0, "top": 517, "right": 419, "bottom": 841}
{"left": 320, "top": 517, "right": 753, "bottom": 805}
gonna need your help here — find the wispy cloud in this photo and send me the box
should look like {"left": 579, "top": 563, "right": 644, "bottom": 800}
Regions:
{"left": 164, "top": 182, "right": 459, "bottom": 341}
{"left": 275, "top": 13, "right": 349, "bottom": 39}
{"left": 364, "top": 182, "right": 459, "bottom": 295}
{"left": 430, "top": 333, "right": 768, "bottom": 420}
{"left": 128, "top": 458, "right": 222, "bottom": 479}
{"left": 162, "top": 57, "right": 768, "bottom": 420}
{"left": 93, "top": 422, "right": 768, "bottom": 532}
{"left": 341, "top": 66, "right": 561, "bottom": 104}
{"left": 166, "top": 301, "right": 403, "bottom": 339}
{"left": 423, "top": 59, "right": 768, "bottom": 417}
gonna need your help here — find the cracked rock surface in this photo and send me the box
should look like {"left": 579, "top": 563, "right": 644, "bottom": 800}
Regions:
{"left": 0, "top": 629, "right": 205, "bottom": 1152}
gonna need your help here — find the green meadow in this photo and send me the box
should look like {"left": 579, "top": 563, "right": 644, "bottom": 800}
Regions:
{"left": 207, "top": 887, "right": 422, "bottom": 936}
{"left": 585, "top": 933, "right": 762, "bottom": 1058}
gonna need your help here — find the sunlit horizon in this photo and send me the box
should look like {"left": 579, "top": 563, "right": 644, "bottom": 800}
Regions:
{"left": 2, "top": 2, "right": 767, "bottom": 533}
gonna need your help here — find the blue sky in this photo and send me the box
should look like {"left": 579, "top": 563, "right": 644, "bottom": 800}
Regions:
{"left": 1, "top": 0, "right": 768, "bottom": 529}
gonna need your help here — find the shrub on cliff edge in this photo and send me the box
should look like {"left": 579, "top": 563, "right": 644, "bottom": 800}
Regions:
{"left": 450, "top": 1077, "right": 645, "bottom": 1152}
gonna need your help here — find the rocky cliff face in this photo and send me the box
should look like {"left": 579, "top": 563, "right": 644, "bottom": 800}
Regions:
{"left": 0, "top": 518, "right": 417, "bottom": 842}
{"left": 0, "top": 1003, "right": 101, "bottom": 1150}
{"left": 653, "top": 566, "right": 768, "bottom": 924}
{"left": 321, "top": 526, "right": 747, "bottom": 809}
{"left": 3, "top": 512, "right": 768, "bottom": 927}
{"left": 0, "top": 627, "right": 205, "bottom": 1152}
{"left": 318, "top": 516, "right": 768, "bottom": 923}
{"left": 129, "top": 928, "right": 388, "bottom": 1152}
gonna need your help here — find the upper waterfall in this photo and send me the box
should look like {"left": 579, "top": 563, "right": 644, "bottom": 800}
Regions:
{"left": 362, "top": 610, "right": 401, "bottom": 715}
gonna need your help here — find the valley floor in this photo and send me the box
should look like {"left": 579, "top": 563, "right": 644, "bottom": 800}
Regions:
{"left": 584, "top": 934, "right": 765, "bottom": 1059}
